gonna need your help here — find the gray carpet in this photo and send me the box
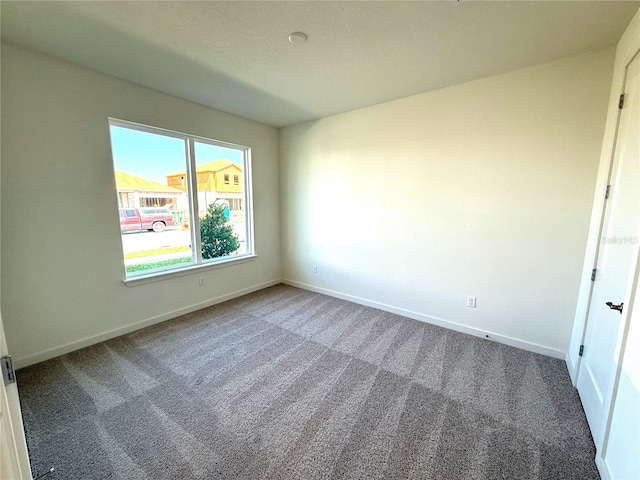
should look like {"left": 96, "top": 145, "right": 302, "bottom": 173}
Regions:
{"left": 17, "top": 284, "right": 598, "bottom": 479}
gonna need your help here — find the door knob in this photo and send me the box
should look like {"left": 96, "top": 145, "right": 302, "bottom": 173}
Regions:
{"left": 605, "top": 302, "right": 624, "bottom": 314}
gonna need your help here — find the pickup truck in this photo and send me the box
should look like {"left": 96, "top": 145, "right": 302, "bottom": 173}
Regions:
{"left": 119, "top": 207, "right": 175, "bottom": 232}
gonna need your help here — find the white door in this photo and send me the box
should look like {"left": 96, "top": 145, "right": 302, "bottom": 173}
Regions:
{"left": 0, "top": 311, "right": 32, "bottom": 480}
{"left": 577, "top": 52, "right": 640, "bottom": 446}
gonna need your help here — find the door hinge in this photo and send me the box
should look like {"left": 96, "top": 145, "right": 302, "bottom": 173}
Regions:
{"left": 619, "top": 94, "right": 625, "bottom": 109}
{"left": 579, "top": 345, "right": 584, "bottom": 357}
{"left": 605, "top": 185, "right": 610, "bottom": 199}
{"left": 1, "top": 355, "right": 16, "bottom": 386}
{"left": 591, "top": 268, "right": 597, "bottom": 282}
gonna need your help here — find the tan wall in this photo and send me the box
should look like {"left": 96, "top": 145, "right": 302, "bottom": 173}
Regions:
{"left": 1, "top": 43, "right": 281, "bottom": 366}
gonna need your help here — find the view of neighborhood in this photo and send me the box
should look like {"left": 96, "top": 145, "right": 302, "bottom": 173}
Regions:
{"left": 109, "top": 122, "right": 249, "bottom": 276}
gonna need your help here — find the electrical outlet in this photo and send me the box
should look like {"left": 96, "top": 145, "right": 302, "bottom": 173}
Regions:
{"left": 199, "top": 277, "right": 205, "bottom": 287}
{"left": 467, "top": 296, "right": 477, "bottom": 308}
{"left": 313, "top": 264, "right": 318, "bottom": 273}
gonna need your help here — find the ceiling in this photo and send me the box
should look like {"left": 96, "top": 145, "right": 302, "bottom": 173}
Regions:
{"left": 2, "top": 1, "right": 638, "bottom": 127}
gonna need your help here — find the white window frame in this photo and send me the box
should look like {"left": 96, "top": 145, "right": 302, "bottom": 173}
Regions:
{"left": 108, "top": 118, "right": 256, "bottom": 285}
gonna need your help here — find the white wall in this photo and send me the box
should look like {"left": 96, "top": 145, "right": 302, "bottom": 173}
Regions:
{"left": 280, "top": 48, "right": 614, "bottom": 357}
{"left": 0, "top": 44, "right": 281, "bottom": 367}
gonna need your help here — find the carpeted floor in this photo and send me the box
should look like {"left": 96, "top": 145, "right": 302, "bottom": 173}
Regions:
{"left": 17, "top": 284, "right": 598, "bottom": 479}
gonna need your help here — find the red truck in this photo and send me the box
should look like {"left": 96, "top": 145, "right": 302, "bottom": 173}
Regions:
{"left": 119, "top": 207, "right": 175, "bottom": 232}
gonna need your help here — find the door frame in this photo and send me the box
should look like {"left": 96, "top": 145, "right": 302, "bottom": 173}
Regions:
{"left": 1, "top": 311, "right": 32, "bottom": 479}
{"left": 567, "top": 7, "right": 640, "bottom": 478}
{"left": 576, "top": 48, "right": 640, "bottom": 450}
{"left": 568, "top": 10, "right": 640, "bottom": 386}
{"left": 572, "top": 48, "right": 639, "bottom": 378}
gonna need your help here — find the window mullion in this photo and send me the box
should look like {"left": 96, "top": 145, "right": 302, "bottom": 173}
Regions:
{"left": 186, "top": 138, "right": 203, "bottom": 264}
{"left": 243, "top": 148, "right": 255, "bottom": 256}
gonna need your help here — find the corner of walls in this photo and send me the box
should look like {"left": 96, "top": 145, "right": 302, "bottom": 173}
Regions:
{"left": 283, "top": 278, "right": 565, "bottom": 359}
{"left": 1, "top": 43, "right": 282, "bottom": 365}
{"left": 280, "top": 48, "right": 615, "bottom": 358}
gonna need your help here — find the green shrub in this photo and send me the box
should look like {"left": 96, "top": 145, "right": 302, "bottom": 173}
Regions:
{"left": 200, "top": 204, "right": 239, "bottom": 259}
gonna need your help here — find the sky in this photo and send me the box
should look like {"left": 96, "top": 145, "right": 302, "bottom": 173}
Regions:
{"left": 109, "top": 125, "right": 243, "bottom": 185}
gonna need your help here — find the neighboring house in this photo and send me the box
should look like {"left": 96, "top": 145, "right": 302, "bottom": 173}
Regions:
{"left": 115, "top": 170, "right": 187, "bottom": 211}
{"left": 166, "top": 159, "right": 244, "bottom": 214}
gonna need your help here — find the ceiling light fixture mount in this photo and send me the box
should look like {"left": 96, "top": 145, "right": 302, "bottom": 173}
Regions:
{"left": 288, "top": 32, "right": 307, "bottom": 45}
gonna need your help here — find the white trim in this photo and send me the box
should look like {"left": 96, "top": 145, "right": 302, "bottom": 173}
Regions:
{"left": 573, "top": 36, "right": 640, "bottom": 461}
{"left": 0, "top": 312, "right": 33, "bottom": 479}
{"left": 108, "top": 117, "right": 256, "bottom": 281}
{"left": 573, "top": 48, "right": 640, "bottom": 388}
{"left": 566, "top": 352, "right": 578, "bottom": 385}
{"left": 596, "top": 452, "right": 612, "bottom": 480}
{"left": 108, "top": 117, "right": 248, "bottom": 151}
{"left": 12, "top": 279, "right": 281, "bottom": 369}
{"left": 283, "top": 279, "right": 565, "bottom": 359}
{"left": 242, "top": 147, "right": 256, "bottom": 258}
{"left": 124, "top": 254, "right": 257, "bottom": 286}
{"left": 16, "top": 276, "right": 567, "bottom": 368}
{"left": 187, "top": 137, "right": 202, "bottom": 265}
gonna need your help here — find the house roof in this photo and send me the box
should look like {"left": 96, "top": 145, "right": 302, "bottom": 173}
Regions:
{"left": 115, "top": 170, "right": 184, "bottom": 194}
{"left": 166, "top": 159, "right": 242, "bottom": 177}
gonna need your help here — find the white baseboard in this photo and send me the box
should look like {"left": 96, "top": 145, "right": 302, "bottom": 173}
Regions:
{"left": 283, "top": 279, "right": 566, "bottom": 360}
{"left": 13, "top": 279, "right": 281, "bottom": 369}
{"left": 596, "top": 452, "right": 611, "bottom": 480}
{"left": 566, "top": 352, "right": 579, "bottom": 386}
{"left": 15, "top": 277, "right": 567, "bottom": 368}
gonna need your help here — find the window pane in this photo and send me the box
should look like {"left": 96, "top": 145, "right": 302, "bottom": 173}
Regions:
{"left": 109, "top": 124, "right": 193, "bottom": 276}
{"left": 109, "top": 119, "right": 253, "bottom": 280}
{"left": 194, "top": 141, "right": 247, "bottom": 260}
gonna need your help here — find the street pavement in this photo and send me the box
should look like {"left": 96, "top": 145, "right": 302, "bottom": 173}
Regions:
{"left": 121, "top": 225, "right": 247, "bottom": 263}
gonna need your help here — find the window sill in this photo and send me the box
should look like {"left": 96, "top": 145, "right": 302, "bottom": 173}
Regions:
{"left": 123, "top": 254, "right": 257, "bottom": 287}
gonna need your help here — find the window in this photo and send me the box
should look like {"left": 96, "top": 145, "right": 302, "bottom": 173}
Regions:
{"left": 108, "top": 119, "right": 254, "bottom": 280}
{"left": 224, "top": 174, "right": 230, "bottom": 184}
{"left": 234, "top": 174, "right": 240, "bottom": 185}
